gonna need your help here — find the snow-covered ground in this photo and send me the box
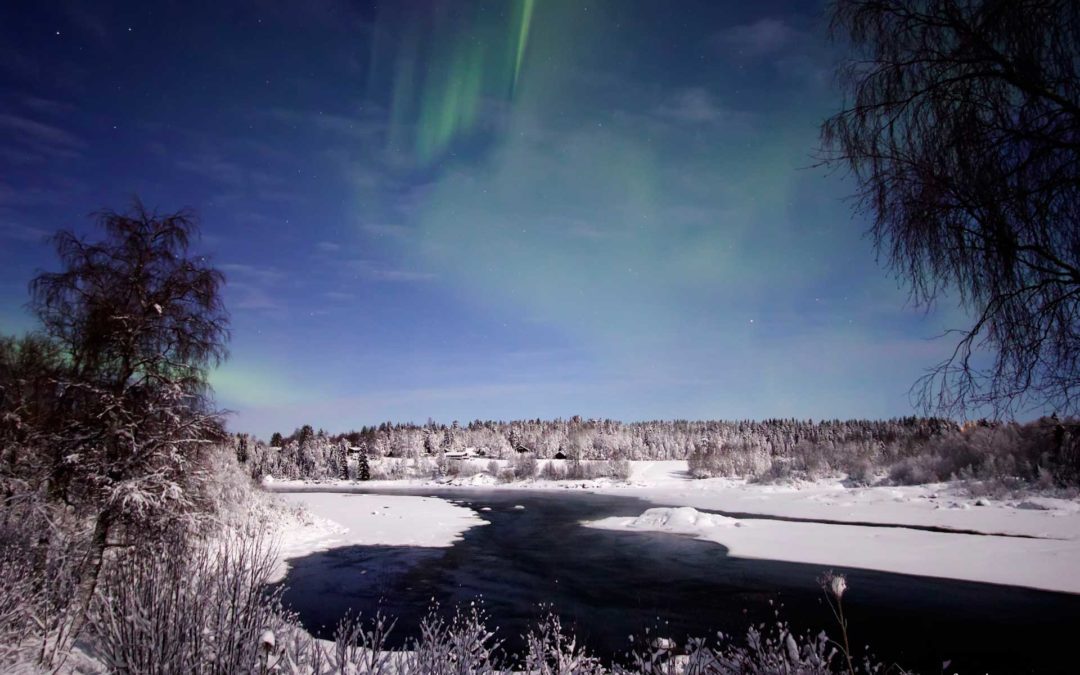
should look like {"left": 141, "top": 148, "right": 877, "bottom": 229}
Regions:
{"left": 268, "top": 460, "right": 1080, "bottom": 594}
{"left": 269, "top": 492, "right": 487, "bottom": 582}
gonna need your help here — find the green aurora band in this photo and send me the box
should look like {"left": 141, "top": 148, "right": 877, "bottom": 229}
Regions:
{"left": 379, "top": 0, "right": 536, "bottom": 165}
{"left": 350, "top": 0, "right": 949, "bottom": 401}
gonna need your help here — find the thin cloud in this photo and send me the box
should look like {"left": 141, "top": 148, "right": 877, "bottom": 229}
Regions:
{"left": 655, "top": 88, "right": 730, "bottom": 124}
{"left": 347, "top": 259, "right": 436, "bottom": 283}
{"left": 0, "top": 221, "right": 51, "bottom": 242}
{"left": 0, "top": 112, "right": 85, "bottom": 163}
{"left": 265, "top": 107, "right": 385, "bottom": 142}
{"left": 713, "top": 18, "right": 799, "bottom": 57}
{"left": 219, "top": 262, "right": 285, "bottom": 285}
{"left": 360, "top": 223, "right": 413, "bottom": 239}
{"left": 219, "top": 262, "right": 289, "bottom": 313}
{"left": 0, "top": 113, "right": 84, "bottom": 149}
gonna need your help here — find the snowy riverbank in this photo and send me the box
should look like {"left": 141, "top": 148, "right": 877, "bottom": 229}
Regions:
{"left": 266, "top": 460, "right": 1080, "bottom": 593}
{"left": 269, "top": 492, "right": 487, "bottom": 582}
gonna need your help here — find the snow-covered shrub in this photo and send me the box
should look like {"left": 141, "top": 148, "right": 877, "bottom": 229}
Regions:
{"left": 368, "top": 458, "right": 412, "bottom": 480}
{"left": 90, "top": 532, "right": 294, "bottom": 673}
{"left": 688, "top": 440, "right": 772, "bottom": 479}
{"left": 614, "top": 618, "right": 866, "bottom": 675}
{"left": 196, "top": 445, "right": 278, "bottom": 533}
{"left": 710, "top": 622, "right": 843, "bottom": 674}
{"left": 844, "top": 457, "right": 877, "bottom": 486}
{"left": 559, "top": 459, "right": 633, "bottom": 481}
{"left": 884, "top": 419, "right": 1078, "bottom": 492}
{"left": 525, "top": 610, "right": 605, "bottom": 674}
{"left": 433, "top": 454, "right": 450, "bottom": 478}
{"left": 445, "top": 459, "right": 483, "bottom": 478}
{"left": 415, "top": 457, "right": 437, "bottom": 478}
{"left": 329, "top": 611, "right": 396, "bottom": 674}
{"left": 0, "top": 496, "right": 84, "bottom": 669}
{"left": 0, "top": 548, "right": 34, "bottom": 665}
{"left": 608, "top": 458, "right": 632, "bottom": 481}
{"left": 887, "top": 454, "right": 937, "bottom": 485}
{"left": 541, "top": 460, "right": 568, "bottom": 480}
{"left": 401, "top": 602, "right": 503, "bottom": 674}
{"left": 513, "top": 452, "right": 539, "bottom": 479}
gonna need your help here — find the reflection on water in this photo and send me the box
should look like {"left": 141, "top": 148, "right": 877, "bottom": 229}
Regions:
{"left": 275, "top": 488, "right": 1080, "bottom": 673}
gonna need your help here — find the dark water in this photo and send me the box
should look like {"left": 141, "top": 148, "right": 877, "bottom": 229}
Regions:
{"left": 273, "top": 487, "right": 1080, "bottom": 673}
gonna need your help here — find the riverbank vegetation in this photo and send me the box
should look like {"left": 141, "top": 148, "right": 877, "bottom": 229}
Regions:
{"left": 8, "top": 500, "right": 881, "bottom": 673}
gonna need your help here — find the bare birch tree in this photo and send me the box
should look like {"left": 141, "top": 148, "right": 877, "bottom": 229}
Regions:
{"left": 821, "top": 0, "right": 1080, "bottom": 417}
{"left": 28, "top": 201, "right": 229, "bottom": 637}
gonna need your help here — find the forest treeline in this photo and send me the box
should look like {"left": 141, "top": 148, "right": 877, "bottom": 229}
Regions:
{"left": 240, "top": 416, "right": 1080, "bottom": 489}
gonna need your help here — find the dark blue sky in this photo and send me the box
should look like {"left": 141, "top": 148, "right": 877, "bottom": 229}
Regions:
{"left": 0, "top": 1, "right": 962, "bottom": 437}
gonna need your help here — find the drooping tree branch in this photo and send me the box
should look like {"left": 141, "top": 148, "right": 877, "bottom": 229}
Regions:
{"left": 821, "top": 0, "right": 1080, "bottom": 417}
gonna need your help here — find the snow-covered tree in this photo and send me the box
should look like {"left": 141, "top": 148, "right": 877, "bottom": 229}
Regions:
{"left": 27, "top": 201, "right": 229, "bottom": 633}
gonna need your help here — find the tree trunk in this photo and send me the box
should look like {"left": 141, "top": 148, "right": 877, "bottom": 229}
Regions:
{"left": 66, "top": 509, "right": 111, "bottom": 644}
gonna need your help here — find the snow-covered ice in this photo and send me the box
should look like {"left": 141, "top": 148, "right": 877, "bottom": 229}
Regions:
{"left": 585, "top": 504, "right": 1080, "bottom": 593}
{"left": 269, "top": 492, "right": 487, "bottom": 582}
{"left": 268, "top": 460, "right": 1080, "bottom": 593}
{"left": 580, "top": 462, "right": 1080, "bottom": 593}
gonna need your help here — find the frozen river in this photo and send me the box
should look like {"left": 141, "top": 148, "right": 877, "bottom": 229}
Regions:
{"left": 274, "top": 487, "right": 1080, "bottom": 673}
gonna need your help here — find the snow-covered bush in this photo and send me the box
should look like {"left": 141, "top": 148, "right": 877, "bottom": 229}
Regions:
{"left": 0, "top": 498, "right": 84, "bottom": 668}
{"left": 90, "top": 532, "right": 294, "bottom": 673}
{"left": 844, "top": 457, "right": 877, "bottom": 486}
{"left": 444, "top": 459, "right": 484, "bottom": 479}
{"left": 542, "top": 460, "right": 568, "bottom": 480}
{"left": 608, "top": 458, "right": 632, "bottom": 481}
{"left": 0, "top": 548, "right": 34, "bottom": 664}
{"left": 525, "top": 611, "right": 605, "bottom": 674}
{"left": 887, "top": 418, "right": 1079, "bottom": 493}
{"left": 401, "top": 602, "right": 502, "bottom": 674}
{"left": 368, "top": 458, "right": 413, "bottom": 480}
{"left": 513, "top": 452, "right": 540, "bottom": 479}
{"left": 560, "top": 459, "right": 632, "bottom": 481}
{"left": 688, "top": 440, "right": 772, "bottom": 479}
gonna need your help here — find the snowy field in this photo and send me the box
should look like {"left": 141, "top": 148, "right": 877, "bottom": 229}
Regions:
{"left": 269, "top": 460, "right": 1080, "bottom": 594}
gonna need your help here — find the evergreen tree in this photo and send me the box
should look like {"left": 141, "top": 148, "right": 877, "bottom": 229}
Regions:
{"left": 357, "top": 452, "right": 370, "bottom": 481}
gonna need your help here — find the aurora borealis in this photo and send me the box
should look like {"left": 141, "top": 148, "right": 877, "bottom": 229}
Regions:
{"left": 0, "top": 0, "right": 962, "bottom": 437}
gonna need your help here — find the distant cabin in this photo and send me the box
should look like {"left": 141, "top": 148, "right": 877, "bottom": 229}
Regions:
{"left": 553, "top": 451, "right": 567, "bottom": 460}
{"left": 346, "top": 446, "right": 365, "bottom": 456}
{"left": 515, "top": 445, "right": 534, "bottom": 454}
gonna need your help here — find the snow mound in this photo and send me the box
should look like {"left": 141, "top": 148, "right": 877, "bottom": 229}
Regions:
{"left": 624, "top": 507, "right": 742, "bottom": 534}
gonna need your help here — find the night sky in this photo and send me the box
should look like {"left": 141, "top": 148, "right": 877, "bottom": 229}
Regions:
{"left": 0, "top": 1, "right": 963, "bottom": 437}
